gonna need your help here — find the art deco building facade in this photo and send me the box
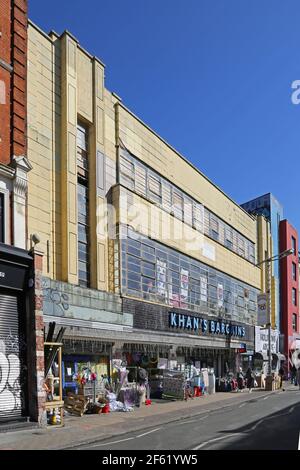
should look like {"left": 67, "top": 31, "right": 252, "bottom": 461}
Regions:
{"left": 25, "top": 20, "right": 273, "bottom": 403}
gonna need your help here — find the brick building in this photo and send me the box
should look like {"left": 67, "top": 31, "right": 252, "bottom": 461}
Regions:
{"left": 0, "top": 0, "right": 44, "bottom": 425}
{"left": 279, "top": 220, "right": 300, "bottom": 373}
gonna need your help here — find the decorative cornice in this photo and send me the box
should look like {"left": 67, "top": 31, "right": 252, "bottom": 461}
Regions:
{"left": 9, "top": 156, "right": 32, "bottom": 200}
{"left": 0, "top": 163, "right": 15, "bottom": 179}
{"left": 10, "top": 155, "right": 33, "bottom": 173}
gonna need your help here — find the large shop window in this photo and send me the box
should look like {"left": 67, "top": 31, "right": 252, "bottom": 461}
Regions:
{"left": 0, "top": 192, "right": 4, "bottom": 243}
{"left": 119, "top": 149, "right": 256, "bottom": 264}
{"left": 120, "top": 225, "right": 258, "bottom": 323}
{"left": 77, "top": 123, "right": 90, "bottom": 287}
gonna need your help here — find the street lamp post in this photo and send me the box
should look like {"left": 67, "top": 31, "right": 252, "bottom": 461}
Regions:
{"left": 256, "top": 248, "right": 293, "bottom": 380}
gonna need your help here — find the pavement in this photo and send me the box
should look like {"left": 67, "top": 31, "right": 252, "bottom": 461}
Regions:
{"left": 0, "top": 386, "right": 294, "bottom": 450}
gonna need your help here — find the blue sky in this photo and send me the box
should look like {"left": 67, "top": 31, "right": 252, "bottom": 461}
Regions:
{"left": 29, "top": 0, "right": 300, "bottom": 233}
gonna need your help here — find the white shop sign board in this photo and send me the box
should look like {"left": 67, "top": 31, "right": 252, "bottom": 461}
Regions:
{"left": 255, "top": 326, "right": 279, "bottom": 354}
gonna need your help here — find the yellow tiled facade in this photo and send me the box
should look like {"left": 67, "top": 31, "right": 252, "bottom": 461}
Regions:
{"left": 26, "top": 21, "right": 273, "bottom": 319}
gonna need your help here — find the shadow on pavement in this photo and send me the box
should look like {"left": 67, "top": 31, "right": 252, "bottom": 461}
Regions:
{"left": 215, "top": 396, "right": 300, "bottom": 450}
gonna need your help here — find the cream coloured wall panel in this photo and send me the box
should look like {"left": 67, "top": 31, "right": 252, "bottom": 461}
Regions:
{"left": 68, "top": 132, "right": 76, "bottom": 175}
{"left": 69, "top": 232, "right": 78, "bottom": 275}
{"left": 67, "top": 40, "right": 76, "bottom": 78}
{"left": 77, "top": 50, "right": 93, "bottom": 121}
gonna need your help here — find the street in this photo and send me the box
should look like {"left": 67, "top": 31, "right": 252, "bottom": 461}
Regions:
{"left": 75, "top": 387, "right": 300, "bottom": 451}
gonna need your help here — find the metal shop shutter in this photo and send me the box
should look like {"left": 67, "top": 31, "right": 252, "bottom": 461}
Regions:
{"left": 0, "top": 293, "right": 22, "bottom": 421}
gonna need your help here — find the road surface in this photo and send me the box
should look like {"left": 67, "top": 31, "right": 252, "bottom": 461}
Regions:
{"left": 74, "top": 387, "right": 300, "bottom": 450}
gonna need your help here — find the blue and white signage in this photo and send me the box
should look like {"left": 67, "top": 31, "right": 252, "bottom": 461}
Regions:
{"left": 169, "top": 312, "right": 246, "bottom": 338}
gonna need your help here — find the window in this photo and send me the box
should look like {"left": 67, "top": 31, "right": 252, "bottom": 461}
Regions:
{"left": 120, "top": 155, "right": 135, "bottom": 190}
{"left": 77, "top": 183, "right": 90, "bottom": 287}
{"left": 192, "top": 202, "right": 204, "bottom": 232}
{"left": 120, "top": 225, "right": 259, "bottom": 323}
{"left": 292, "top": 262, "right": 297, "bottom": 281}
{"left": 184, "top": 197, "right": 193, "bottom": 227}
{"left": 148, "top": 172, "right": 161, "bottom": 203}
{"left": 172, "top": 190, "right": 184, "bottom": 220}
{"left": 292, "top": 236, "right": 296, "bottom": 255}
{"left": 292, "top": 288, "right": 297, "bottom": 306}
{"left": 0, "top": 193, "right": 4, "bottom": 243}
{"left": 292, "top": 314, "right": 297, "bottom": 332}
{"left": 77, "top": 123, "right": 90, "bottom": 287}
{"left": 77, "top": 124, "right": 89, "bottom": 179}
{"left": 210, "top": 215, "right": 219, "bottom": 241}
{"left": 118, "top": 151, "right": 257, "bottom": 264}
{"left": 225, "top": 228, "right": 233, "bottom": 250}
{"left": 238, "top": 236, "right": 245, "bottom": 257}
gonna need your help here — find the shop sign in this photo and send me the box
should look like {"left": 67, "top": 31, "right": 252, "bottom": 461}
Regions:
{"left": 255, "top": 326, "right": 279, "bottom": 353}
{"left": 169, "top": 312, "right": 246, "bottom": 338}
{"left": 0, "top": 261, "right": 27, "bottom": 290}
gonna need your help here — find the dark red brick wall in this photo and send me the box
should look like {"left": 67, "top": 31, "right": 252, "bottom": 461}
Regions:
{"left": 279, "top": 219, "right": 299, "bottom": 372}
{"left": 0, "top": 0, "right": 12, "bottom": 164}
{"left": 0, "top": 0, "right": 27, "bottom": 164}
{"left": 12, "top": 0, "right": 27, "bottom": 157}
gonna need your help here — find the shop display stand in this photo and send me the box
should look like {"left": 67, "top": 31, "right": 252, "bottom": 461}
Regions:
{"left": 44, "top": 341, "right": 64, "bottom": 427}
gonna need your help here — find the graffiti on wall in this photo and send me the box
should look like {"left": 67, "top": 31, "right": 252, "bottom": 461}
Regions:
{"left": 42, "top": 278, "right": 70, "bottom": 317}
{"left": 0, "top": 333, "right": 26, "bottom": 416}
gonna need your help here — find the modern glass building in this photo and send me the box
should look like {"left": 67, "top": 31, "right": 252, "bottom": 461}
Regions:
{"left": 241, "top": 193, "right": 284, "bottom": 330}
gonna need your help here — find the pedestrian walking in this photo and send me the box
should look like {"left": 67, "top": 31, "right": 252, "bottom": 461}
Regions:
{"left": 278, "top": 366, "right": 285, "bottom": 391}
{"left": 245, "top": 367, "right": 254, "bottom": 393}
{"left": 296, "top": 368, "right": 300, "bottom": 391}
{"left": 236, "top": 367, "right": 245, "bottom": 392}
{"left": 291, "top": 365, "right": 297, "bottom": 385}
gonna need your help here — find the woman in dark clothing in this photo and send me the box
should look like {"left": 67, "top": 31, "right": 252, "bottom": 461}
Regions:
{"left": 245, "top": 367, "right": 255, "bottom": 393}
{"left": 291, "top": 365, "right": 297, "bottom": 385}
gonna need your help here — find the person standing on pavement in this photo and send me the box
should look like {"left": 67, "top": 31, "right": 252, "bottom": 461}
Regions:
{"left": 290, "top": 365, "right": 297, "bottom": 385}
{"left": 245, "top": 367, "right": 254, "bottom": 393}
{"left": 278, "top": 366, "right": 285, "bottom": 391}
{"left": 236, "top": 367, "right": 245, "bottom": 392}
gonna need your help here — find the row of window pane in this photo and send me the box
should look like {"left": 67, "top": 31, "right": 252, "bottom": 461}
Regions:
{"left": 119, "top": 225, "right": 258, "bottom": 324}
{"left": 119, "top": 149, "right": 256, "bottom": 264}
{"left": 77, "top": 123, "right": 90, "bottom": 288}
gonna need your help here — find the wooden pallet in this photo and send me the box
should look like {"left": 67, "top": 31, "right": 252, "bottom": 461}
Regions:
{"left": 64, "top": 393, "right": 88, "bottom": 417}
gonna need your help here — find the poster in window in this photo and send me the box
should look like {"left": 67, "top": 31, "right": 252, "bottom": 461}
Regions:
{"left": 170, "top": 292, "right": 180, "bottom": 307}
{"left": 217, "top": 283, "right": 224, "bottom": 308}
{"left": 157, "top": 259, "right": 167, "bottom": 298}
{"left": 200, "top": 276, "right": 207, "bottom": 302}
{"left": 180, "top": 268, "right": 189, "bottom": 307}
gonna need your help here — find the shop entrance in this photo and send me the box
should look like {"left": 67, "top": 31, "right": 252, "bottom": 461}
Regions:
{"left": 62, "top": 354, "right": 109, "bottom": 396}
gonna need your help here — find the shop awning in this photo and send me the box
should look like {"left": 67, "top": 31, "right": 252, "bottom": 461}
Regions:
{"left": 254, "top": 352, "right": 268, "bottom": 361}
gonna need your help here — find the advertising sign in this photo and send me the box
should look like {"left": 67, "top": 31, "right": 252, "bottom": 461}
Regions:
{"left": 257, "top": 293, "right": 268, "bottom": 326}
{"left": 255, "top": 326, "right": 279, "bottom": 354}
{"left": 217, "top": 283, "right": 224, "bottom": 308}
